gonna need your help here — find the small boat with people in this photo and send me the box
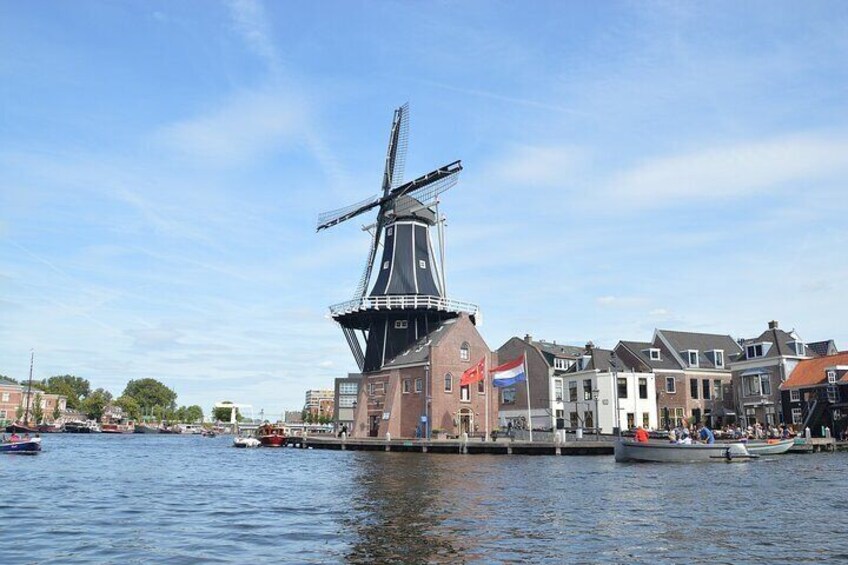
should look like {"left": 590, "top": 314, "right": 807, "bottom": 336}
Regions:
{"left": 1, "top": 434, "right": 42, "bottom": 454}
{"left": 257, "top": 424, "right": 287, "bottom": 447}
{"left": 742, "top": 438, "right": 795, "bottom": 456}
{"left": 615, "top": 425, "right": 757, "bottom": 463}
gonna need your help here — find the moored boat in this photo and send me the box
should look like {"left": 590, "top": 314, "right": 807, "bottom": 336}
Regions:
{"left": 615, "top": 439, "right": 756, "bottom": 463}
{"left": 1, "top": 437, "right": 42, "bottom": 454}
{"left": 5, "top": 423, "right": 39, "bottom": 434}
{"left": 743, "top": 438, "right": 795, "bottom": 456}
{"left": 233, "top": 436, "right": 261, "bottom": 448}
{"left": 38, "top": 423, "right": 64, "bottom": 433}
{"left": 133, "top": 424, "right": 161, "bottom": 434}
{"left": 63, "top": 421, "right": 92, "bottom": 434}
{"left": 258, "top": 424, "right": 287, "bottom": 447}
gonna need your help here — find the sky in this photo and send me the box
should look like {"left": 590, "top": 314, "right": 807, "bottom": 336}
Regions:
{"left": 1, "top": 1, "right": 847, "bottom": 417}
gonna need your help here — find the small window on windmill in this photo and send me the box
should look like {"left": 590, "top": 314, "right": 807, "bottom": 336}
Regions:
{"left": 383, "top": 261, "right": 389, "bottom": 270}
{"left": 394, "top": 320, "right": 408, "bottom": 330}
{"left": 387, "top": 227, "right": 393, "bottom": 237}
{"left": 419, "top": 260, "right": 426, "bottom": 269}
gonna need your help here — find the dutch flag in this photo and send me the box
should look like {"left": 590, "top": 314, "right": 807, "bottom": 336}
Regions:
{"left": 491, "top": 355, "right": 526, "bottom": 387}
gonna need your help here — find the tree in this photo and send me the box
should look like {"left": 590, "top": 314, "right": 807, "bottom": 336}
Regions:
{"left": 212, "top": 402, "right": 241, "bottom": 422}
{"left": 185, "top": 405, "right": 203, "bottom": 423}
{"left": 16, "top": 405, "right": 23, "bottom": 420}
{"left": 52, "top": 403, "right": 61, "bottom": 421}
{"left": 115, "top": 395, "right": 141, "bottom": 421}
{"left": 122, "top": 379, "right": 177, "bottom": 412}
{"left": 0, "top": 375, "right": 17, "bottom": 383}
{"left": 41, "top": 375, "right": 91, "bottom": 409}
{"left": 81, "top": 388, "right": 112, "bottom": 421}
{"left": 32, "top": 393, "right": 44, "bottom": 423}
{"left": 174, "top": 406, "right": 187, "bottom": 423}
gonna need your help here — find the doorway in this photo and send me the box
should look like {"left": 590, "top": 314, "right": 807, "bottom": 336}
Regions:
{"left": 369, "top": 414, "right": 380, "bottom": 437}
{"left": 458, "top": 408, "right": 473, "bottom": 436}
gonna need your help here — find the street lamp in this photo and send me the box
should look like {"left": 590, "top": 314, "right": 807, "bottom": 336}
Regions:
{"left": 592, "top": 389, "right": 600, "bottom": 439}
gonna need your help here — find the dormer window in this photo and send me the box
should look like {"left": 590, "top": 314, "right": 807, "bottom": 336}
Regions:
{"left": 713, "top": 350, "right": 724, "bottom": 368}
{"left": 828, "top": 370, "right": 837, "bottom": 384}
{"left": 686, "top": 350, "right": 699, "bottom": 368}
{"left": 746, "top": 344, "right": 764, "bottom": 358}
{"left": 791, "top": 341, "right": 805, "bottom": 356}
{"left": 554, "top": 358, "right": 572, "bottom": 371}
{"left": 460, "top": 342, "right": 470, "bottom": 361}
{"left": 648, "top": 348, "right": 661, "bottom": 361}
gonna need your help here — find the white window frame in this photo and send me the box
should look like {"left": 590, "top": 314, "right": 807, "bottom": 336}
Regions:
{"left": 418, "top": 260, "right": 426, "bottom": 269}
{"left": 687, "top": 350, "right": 699, "bottom": 368}
{"left": 414, "top": 378, "right": 423, "bottom": 393}
{"left": 649, "top": 348, "right": 661, "bottom": 361}
{"left": 382, "top": 261, "right": 389, "bottom": 270}
{"left": 713, "top": 350, "right": 724, "bottom": 368}
{"left": 554, "top": 358, "right": 571, "bottom": 371}
{"left": 402, "top": 379, "right": 411, "bottom": 394}
{"left": 444, "top": 373, "right": 452, "bottom": 393}
{"left": 791, "top": 407, "right": 802, "bottom": 425}
{"left": 339, "top": 382, "right": 357, "bottom": 395}
{"left": 460, "top": 385, "right": 470, "bottom": 402}
{"left": 1, "top": 392, "right": 9, "bottom": 402}
{"left": 554, "top": 379, "right": 563, "bottom": 402}
{"left": 790, "top": 389, "right": 800, "bottom": 402}
{"left": 386, "top": 227, "right": 393, "bottom": 236}
{"left": 339, "top": 397, "right": 356, "bottom": 408}
{"left": 747, "top": 343, "right": 764, "bottom": 358}
{"left": 665, "top": 377, "right": 676, "bottom": 393}
{"left": 792, "top": 341, "right": 805, "bottom": 356}
{"left": 460, "top": 343, "right": 470, "bottom": 361}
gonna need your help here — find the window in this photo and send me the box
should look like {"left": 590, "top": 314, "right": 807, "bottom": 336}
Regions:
{"left": 687, "top": 350, "right": 699, "bottom": 367}
{"left": 554, "top": 380, "right": 563, "bottom": 402}
{"left": 713, "top": 379, "right": 722, "bottom": 400}
{"left": 569, "top": 381, "right": 578, "bottom": 402}
{"left": 828, "top": 370, "right": 837, "bottom": 384}
{"left": 394, "top": 320, "right": 408, "bottom": 329}
{"left": 743, "top": 375, "right": 761, "bottom": 396}
{"left": 386, "top": 227, "right": 393, "bottom": 236}
{"left": 460, "top": 385, "right": 470, "bottom": 402}
{"left": 382, "top": 261, "right": 389, "bottom": 270}
{"left": 0, "top": 410, "right": 5, "bottom": 419}
{"left": 791, "top": 341, "right": 805, "bottom": 356}
{"left": 790, "top": 389, "right": 800, "bottom": 402}
{"left": 554, "top": 358, "right": 572, "bottom": 371}
{"left": 1, "top": 392, "right": 9, "bottom": 402}
{"left": 501, "top": 387, "right": 516, "bottom": 404}
{"left": 339, "top": 397, "right": 356, "bottom": 408}
{"left": 368, "top": 382, "right": 375, "bottom": 396}
{"left": 460, "top": 343, "right": 470, "bottom": 361}
{"left": 570, "top": 412, "right": 579, "bottom": 428}
{"left": 702, "top": 379, "right": 711, "bottom": 400}
{"left": 374, "top": 382, "right": 385, "bottom": 394}
{"left": 649, "top": 348, "right": 661, "bottom": 361}
{"left": 419, "top": 260, "right": 426, "bottom": 269}
{"left": 638, "top": 378, "right": 648, "bottom": 399}
{"left": 642, "top": 412, "right": 650, "bottom": 428}
{"left": 674, "top": 408, "right": 685, "bottom": 427}
{"left": 617, "top": 378, "right": 628, "bottom": 399}
{"left": 478, "top": 379, "right": 485, "bottom": 394}
{"left": 665, "top": 377, "right": 676, "bottom": 393}
{"left": 339, "top": 382, "right": 357, "bottom": 395}
{"left": 402, "top": 379, "right": 411, "bottom": 394}
{"left": 444, "top": 373, "right": 452, "bottom": 393}
{"left": 690, "top": 378, "right": 699, "bottom": 399}
{"left": 746, "top": 344, "right": 764, "bottom": 358}
{"left": 583, "top": 379, "right": 593, "bottom": 400}
{"left": 626, "top": 413, "right": 635, "bottom": 429}
{"left": 713, "top": 350, "right": 724, "bottom": 368}
{"left": 760, "top": 374, "right": 771, "bottom": 396}
{"left": 585, "top": 411, "right": 594, "bottom": 429}
{"left": 414, "top": 378, "right": 423, "bottom": 393}
{"left": 791, "top": 408, "right": 803, "bottom": 425}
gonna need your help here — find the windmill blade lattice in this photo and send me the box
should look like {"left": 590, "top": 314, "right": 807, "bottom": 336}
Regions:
{"left": 316, "top": 193, "right": 380, "bottom": 231}
{"left": 390, "top": 103, "right": 409, "bottom": 190}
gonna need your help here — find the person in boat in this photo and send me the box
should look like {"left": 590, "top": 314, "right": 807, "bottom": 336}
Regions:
{"left": 634, "top": 426, "right": 649, "bottom": 443}
{"left": 677, "top": 431, "right": 692, "bottom": 445}
{"left": 9, "top": 432, "right": 20, "bottom": 442}
{"left": 698, "top": 425, "right": 715, "bottom": 444}
{"left": 668, "top": 428, "right": 676, "bottom": 443}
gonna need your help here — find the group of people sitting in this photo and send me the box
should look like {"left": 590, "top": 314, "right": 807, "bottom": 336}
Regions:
{"left": 667, "top": 425, "right": 716, "bottom": 444}
{"left": 720, "top": 423, "right": 795, "bottom": 440}
{"left": 1, "top": 432, "right": 36, "bottom": 443}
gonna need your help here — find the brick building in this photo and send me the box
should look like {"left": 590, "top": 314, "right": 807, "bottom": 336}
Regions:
{"left": 0, "top": 378, "right": 24, "bottom": 426}
{"left": 350, "top": 314, "right": 497, "bottom": 439}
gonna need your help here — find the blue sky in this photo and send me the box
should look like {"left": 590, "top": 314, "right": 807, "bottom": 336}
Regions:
{"left": 2, "top": 1, "right": 847, "bottom": 416}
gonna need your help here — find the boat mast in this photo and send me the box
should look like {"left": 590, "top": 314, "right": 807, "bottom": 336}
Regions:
{"left": 24, "top": 350, "right": 34, "bottom": 425}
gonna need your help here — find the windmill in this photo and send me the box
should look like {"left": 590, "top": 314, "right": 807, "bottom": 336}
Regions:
{"left": 317, "top": 104, "right": 478, "bottom": 373}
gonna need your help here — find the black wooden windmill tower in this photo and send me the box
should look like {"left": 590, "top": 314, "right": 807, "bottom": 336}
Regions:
{"left": 317, "top": 104, "right": 479, "bottom": 373}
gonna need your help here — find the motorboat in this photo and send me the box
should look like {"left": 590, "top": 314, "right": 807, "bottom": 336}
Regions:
{"left": 64, "top": 421, "right": 93, "bottom": 433}
{"left": 743, "top": 438, "right": 795, "bottom": 456}
{"left": 5, "top": 423, "right": 39, "bottom": 434}
{"left": 38, "top": 423, "right": 64, "bottom": 433}
{"left": 614, "top": 439, "right": 757, "bottom": 463}
{"left": 133, "top": 424, "right": 161, "bottom": 434}
{"left": 1, "top": 436, "right": 42, "bottom": 454}
{"left": 233, "top": 436, "right": 261, "bottom": 448}
{"left": 257, "top": 424, "right": 287, "bottom": 447}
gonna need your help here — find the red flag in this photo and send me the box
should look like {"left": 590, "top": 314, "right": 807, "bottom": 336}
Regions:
{"left": 460, "top": 356, "right": 486, "bottom": 386}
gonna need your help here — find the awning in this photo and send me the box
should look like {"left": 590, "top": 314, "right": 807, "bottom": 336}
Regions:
{"left": 741, "top": 368, "right": 771, "bottom": 377}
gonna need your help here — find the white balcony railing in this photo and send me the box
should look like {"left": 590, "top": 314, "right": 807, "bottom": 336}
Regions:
{"left": 329, "top": 294, "right": 479, "bottom": 318}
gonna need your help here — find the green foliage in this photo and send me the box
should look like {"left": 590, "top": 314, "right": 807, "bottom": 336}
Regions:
{"left": 122, "top": 378, "right": 177, "bottom": 411}
{"left": 16, "top": 405, "right": 23, "bottom": 419}
{"left": 52, "top": 403, "right": 61, "bottom": 421}
{"left": 184, "top": 405, "right": 203, "bottom": 424}
{"left": 0, "top": 375, "right": 16, "bottom": 383}
{"left": 81, "top": 388, "right": 112, "bottom": 421}
{"left": 115, "top": 395, "right": 142, "bottom": 421}
{"left": 212, "top": 402, "right": 241, "bottom": 422}
{"left": 32, "top": 393, "right": 44, "bottom": 423}
{"left": 41, "top": 375, "right": 91, "bottom": 409}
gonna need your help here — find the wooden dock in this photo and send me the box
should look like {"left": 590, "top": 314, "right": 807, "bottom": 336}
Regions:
{"left": 283, "top": 436, "right": 614, "bottom": 456}
{"left": 789, "top": 437, "right": 837, "bottom": 453}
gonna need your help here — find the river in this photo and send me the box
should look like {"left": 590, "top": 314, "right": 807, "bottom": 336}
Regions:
{"left": 2, "top": 434, "right": 847, "bottom": 564}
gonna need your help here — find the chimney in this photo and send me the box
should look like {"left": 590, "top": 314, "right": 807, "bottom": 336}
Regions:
{"left": 768, "top": 320, "right": 779, "bottom": 330}
{"left": 524, "top": 333, "right": 533, "bottom": 344}
{"left": 585, "top": 340, "right": 594, "bottom": 351}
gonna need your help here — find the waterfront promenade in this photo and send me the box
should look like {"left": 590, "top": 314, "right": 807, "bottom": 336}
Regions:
{"left": 297, "top": 435, "right": 615, "bottom": 455}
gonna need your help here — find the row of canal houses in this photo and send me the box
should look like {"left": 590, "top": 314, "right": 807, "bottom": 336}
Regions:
{"left": 497, "top": 320, "right": 845, "bottom": 438}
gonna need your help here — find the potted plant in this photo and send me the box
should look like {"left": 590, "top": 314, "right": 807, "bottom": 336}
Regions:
{"left": 431, "top": 428, "right": 447, "bottom": 440}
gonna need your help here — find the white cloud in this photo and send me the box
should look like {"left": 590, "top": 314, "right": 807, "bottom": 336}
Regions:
{"left": 606, "top": 133, "right": 848, "bottom": 206}
{"left": 487, "top": 144, "right": 588, "bottom": 188}
{"left": 225, "top": 0, "right": 281, "bottom": 74}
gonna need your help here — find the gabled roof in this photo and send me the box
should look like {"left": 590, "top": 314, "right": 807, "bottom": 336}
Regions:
{"left": 807, "top": 340, "right": 838, "bottom": 357}
{"left": 655, "top": 329, "right": 742, "bottom": 369}
{"left": 383, "top": 318, "right": 458, "bottom": 368}
{"left": 0, "top": 378, "right": 22, "bottom": 388}
{"left": 562, "top": 346, "right": 618, "bottom": 373}
{"left": 738, "top": 327, "right": 813, "bottom": 361}
{"left": 616, "top": 340, "right": 681, "bottom": 371}
{"left": 532, "top": 340, "right": 584, "bottom": 358}
{"left": 780, "top": 352, "right": 848, "bottom": 389}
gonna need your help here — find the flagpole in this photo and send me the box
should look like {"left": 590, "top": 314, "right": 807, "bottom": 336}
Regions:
{"left": 484, "top": 354, "right": 489, "bottom": 442}
{"left": 524, "top": 354, "right": 533, "bottom": 442}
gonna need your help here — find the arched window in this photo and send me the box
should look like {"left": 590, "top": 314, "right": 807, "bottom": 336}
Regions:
{"left": 444, "top": 373, "right": 453, "bottom": 393}
{"left": 460, "top": 342, "right": 470, "bottom": 361}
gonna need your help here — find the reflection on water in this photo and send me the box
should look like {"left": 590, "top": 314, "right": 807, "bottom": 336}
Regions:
{"left": 2, "top": 435, "right": 848, "bottom": 563}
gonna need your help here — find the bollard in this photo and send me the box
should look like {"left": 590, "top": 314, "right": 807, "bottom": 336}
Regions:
{"left": 386, "top": 432, "right": 391, "bottom": 442}
{"left": 805, "top": 427, "right": 811, "bottom": 439}
{"left": 341, "top": 432, "right": 347, "bottom": 441}
{"left": 826, "top": 427, "right": 831, "bottom": 438}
